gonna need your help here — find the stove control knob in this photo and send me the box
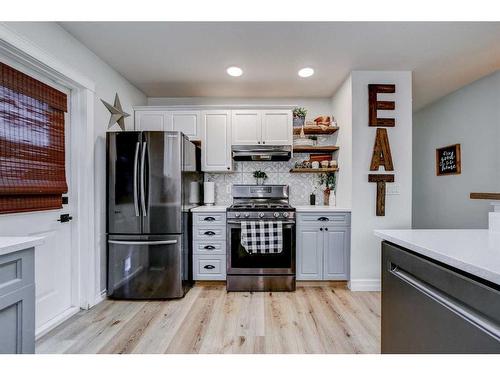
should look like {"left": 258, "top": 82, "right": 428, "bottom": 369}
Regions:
{"left": 244, "top": 213, "right": 250, "bottom": 218}
{"left": 258, "top": 212, "right": 265, "bottom": 218}
{"left": 273, "top": 212, "right": 280, "bottom": 218}
{"left": 282, "top": 212, "right": 289, "bottom": 218}
{"left": 234, "top": 212, "right": 241, "bottom": 218}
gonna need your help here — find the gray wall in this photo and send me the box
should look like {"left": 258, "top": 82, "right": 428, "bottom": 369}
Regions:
{"left": 413, "top": 71, "right": 500, "bottom": 229}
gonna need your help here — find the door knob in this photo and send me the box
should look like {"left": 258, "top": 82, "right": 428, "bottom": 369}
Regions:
{"left": 320, "top": 228, "right": 323, "bottom": 231}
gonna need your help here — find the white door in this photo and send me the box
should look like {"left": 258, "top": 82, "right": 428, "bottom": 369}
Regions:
{"left": 0, "top": 56, "right": 76, "bottom": 336}
{"left": 134, "top": 110, "right": 167, "bottom": 131}
{"left": 169, "top": 110, "right": 200, "bottom": 140}
{"left": 201, "top": 110, "right": 232, "bottom": 172}
{"left": 231, "top": 110, "right": 261, "bottom": 145}
{"left": 261, "top": 109, "right": 292, "bottom": 145}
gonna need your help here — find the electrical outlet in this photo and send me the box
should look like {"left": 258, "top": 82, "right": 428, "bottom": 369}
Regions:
{"left": 386, "top": 183, "right": 400, "bottom": 195}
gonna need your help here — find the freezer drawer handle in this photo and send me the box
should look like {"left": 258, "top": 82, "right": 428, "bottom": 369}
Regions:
{"left": 108, "top": 240, "right": 178, "bottom": 246}
{"left": 204, "top": 245, "right": 216, "bottom": 250}
{"left": 204, "top": 231, "right": 216, "bottom": 236}
{"left": 389, "top": 263, "right": 500, "bottom": 342}
{"left": 203, "top": 265, "right": 215, "bottom": 270}
{"left": 204, "top": 217, "right": 216, "bottom": 221}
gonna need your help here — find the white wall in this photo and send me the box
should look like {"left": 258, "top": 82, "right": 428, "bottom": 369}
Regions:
{"left": 2, "top": 22, "right": 147, "bottom": 294}
{"left": 348, "top": 71, "right": 413, "bottom": 291}
{"left": 331, "top": 77, "right": 352, "bottom": 208}
{"left": 413, "top": 71, "right": 500, "bottom": 229}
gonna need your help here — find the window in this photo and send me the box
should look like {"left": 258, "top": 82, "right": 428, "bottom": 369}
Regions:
{"left": 0, "top": 62, "right": 68, "bottom": 214}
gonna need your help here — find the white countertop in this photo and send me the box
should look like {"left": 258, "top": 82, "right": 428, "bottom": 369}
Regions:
{"left": 190, "top": 205, "right": 228, "bottom": 212}
{"left": 374, "top": 229, "right": 500, "bottom": 286}
{"left": 295, "top": 206, "right": 351, "bottom": 212}
{"left": 0, "top": 236, "right": 44, "bottom": 257}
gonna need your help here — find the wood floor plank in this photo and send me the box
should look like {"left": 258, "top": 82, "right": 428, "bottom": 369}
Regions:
{"left": 36, "top": 284, "right": 381, "bottom": 354}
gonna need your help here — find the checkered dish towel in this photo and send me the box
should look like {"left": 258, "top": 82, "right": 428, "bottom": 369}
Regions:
{"left": 241, "top": 221, "right": 283, "bottom": 254}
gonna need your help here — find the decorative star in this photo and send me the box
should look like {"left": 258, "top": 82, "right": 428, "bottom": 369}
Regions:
{"left": 101, "top": 93, "right": 130, "bottom": 130}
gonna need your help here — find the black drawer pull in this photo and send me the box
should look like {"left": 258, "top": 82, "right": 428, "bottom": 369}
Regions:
{"left": 204, "top": 265, "right": 215, "bottom": 270}
{"left": 317, "top": 217, "right": 329, "bottom": 221}
{"left": 204, "top": 231, "right": 216, "bottom": 236}
{"left": 204, "top": 217, "right": 216, "bottom": 221}
{"left": 204, "top": 245, "right": 216, "bottom": 250}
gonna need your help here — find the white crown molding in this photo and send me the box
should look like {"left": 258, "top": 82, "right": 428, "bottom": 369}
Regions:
{"left": 133, "top": 104, "right": 298, "bottom": 111}
{"left": 0, "top": 22, "right": 95, "bottom": 92}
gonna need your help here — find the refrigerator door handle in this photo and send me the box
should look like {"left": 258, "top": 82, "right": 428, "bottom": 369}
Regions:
{"left": 140, "top": 141, "right": 147, "bottom": 216}
{"left": 108, "top": 239, "right": 178, "bottom": 246}
{"left": 133, "top": 141, "right": 140, "bottom": 216}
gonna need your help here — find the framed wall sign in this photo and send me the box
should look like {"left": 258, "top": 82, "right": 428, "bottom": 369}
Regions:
{"left": 436, "top": 144, "right": 461, "bottom": 176}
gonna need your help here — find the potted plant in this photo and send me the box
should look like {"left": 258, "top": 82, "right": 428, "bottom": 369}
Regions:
{"left": 308, "top": 135, "right": 318, "bottom": 146}
{"left": 253, "top": 170, "right": 268, "bottom": 185}
{"left": 318, "top": 172, "right": 336, "bottom": 206}
{"left": 292, "top": 107, "right": 307, "bottom": 127}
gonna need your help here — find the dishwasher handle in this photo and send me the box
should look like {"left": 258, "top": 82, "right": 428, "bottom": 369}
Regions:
{"left": 389, "top": 263, "right": 500, "bottom": 342}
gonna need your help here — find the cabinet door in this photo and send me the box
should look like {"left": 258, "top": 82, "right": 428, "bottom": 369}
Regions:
{"left": 169, "top": 110, "right": 200, "bottom": 139}
{"left": 231, "top": 110, "right": 262, "bottom": 145}
{"left": 201, "top": 110, "right": 232, "bottom": 172}
{"left": 261, "top": 109, "right": 292, "bottom": 145}
{"left": 134, "top": 111, "right": 168, "bottom": 131}
{"left": 296, "top": 226, "right": 323, "bottom": 280}
{"left": 323, "top": 227, "right": 350, "bottom": 280}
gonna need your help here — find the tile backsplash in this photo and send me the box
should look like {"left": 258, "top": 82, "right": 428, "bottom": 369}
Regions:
{"left": 204, "top": 154, "right": 325, "bottom": 206}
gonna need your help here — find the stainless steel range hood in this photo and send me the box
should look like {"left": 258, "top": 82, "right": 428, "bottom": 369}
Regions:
{"left": 232, "top": 145, "right": 292, "bottom": 161}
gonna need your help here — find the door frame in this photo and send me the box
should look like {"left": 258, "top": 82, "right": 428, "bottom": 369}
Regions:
{"left": 0, "top": 24, "right": 99, "bottom": 318}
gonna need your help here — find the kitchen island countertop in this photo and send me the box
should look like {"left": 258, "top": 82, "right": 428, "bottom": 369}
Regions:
{"left": 375, "top": 229, "right": 500, "bottom": 286}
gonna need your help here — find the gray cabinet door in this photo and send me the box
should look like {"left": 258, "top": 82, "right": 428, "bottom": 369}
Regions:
{"left": 297, "top": 226, "right": 323, "bottom": 280}
{"left": 323, "top": 227, "right": 350, "bottom": 280}
{"left": 0, "top": 284, "right": 35, "bottom": 354}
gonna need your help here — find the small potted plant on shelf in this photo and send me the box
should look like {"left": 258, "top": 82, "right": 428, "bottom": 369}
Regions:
{"left": 318, "top": 172, "right": 336, "bottom": 206}
{"left": 308, "top": 135, "right": 318, "bottom": 146}
{"left": 253, "top": 170, "right": 268, "bottom": 185}
{"left": 292, "top": 107, "right": 307, "bottom": 127}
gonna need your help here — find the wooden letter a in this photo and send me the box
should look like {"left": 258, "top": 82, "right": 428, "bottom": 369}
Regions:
{"left": 370, "top": 128, "right": 394, "bottom": 171}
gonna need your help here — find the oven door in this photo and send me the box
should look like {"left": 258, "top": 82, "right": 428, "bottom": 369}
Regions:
{"left": 227, "top": 220, "right": 295, "bottom": 275}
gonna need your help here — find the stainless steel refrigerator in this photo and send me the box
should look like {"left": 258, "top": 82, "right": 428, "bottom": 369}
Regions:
{"left": 106, "top": 131, "right": 200, "bottom": 299}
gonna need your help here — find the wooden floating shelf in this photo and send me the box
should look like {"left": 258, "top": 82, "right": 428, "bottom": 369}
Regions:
{"left": 289, "top": 168, "right": 339, "bottom": 173}
{"left": 293, "top": 126, "right": 339, "bottom": 135}
{"left": 470, "top": 192, "right": 500, "bottom": 200}
{"left": 293, "top": 145, "right": 339, "bottom": 153}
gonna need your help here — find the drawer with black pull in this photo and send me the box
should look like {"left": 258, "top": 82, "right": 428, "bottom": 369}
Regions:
{"left": 194, "top": 227, "right": 226, "bottom": 241}
{"left": 297, "top": 212, "right": 350, "bottom": 226}
{"left": 193, "top": 241, "right": 226, "bottom": 255}
{"left": 193, "top": 255, "right": 226, "bottom": 280}
{"left": 193, "top": 213, "right": 226, "bottom": 226}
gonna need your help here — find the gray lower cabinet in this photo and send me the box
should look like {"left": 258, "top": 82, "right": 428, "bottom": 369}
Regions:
{"left": 296, "top": 212, "right": 350, "bottom": 281}
{"left": 0, "top": 248, "right": 35, "bottom": 354}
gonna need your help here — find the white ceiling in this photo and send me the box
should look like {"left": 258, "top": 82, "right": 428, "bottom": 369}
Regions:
{"left": 59, "top": 22, "right": 500, "bottom": 110}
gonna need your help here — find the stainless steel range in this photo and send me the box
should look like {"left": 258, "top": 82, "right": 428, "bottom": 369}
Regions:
{"left": 226, "top": 185, "right": 296, "bottom": 292}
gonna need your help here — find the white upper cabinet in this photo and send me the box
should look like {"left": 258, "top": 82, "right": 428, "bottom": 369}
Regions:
{"left": 135, "top": 109, "right": 200, "bottom": 140}
{"left": 232, "top": 109, "right": 292, "bottom": 146}
{"left": 134, "top": 111, "right": 167, "bottom": 131}
{"left": 261, "top": 109, "right": 292, "bottom": 145}
{"left": 169, "top": 110, "right": 201, "bottom": 140}
{"left": 201, "top": 110, "right": 232, "bottom": 172}
{"left": 231, "top": 110, "right": 262, "bottom": 145}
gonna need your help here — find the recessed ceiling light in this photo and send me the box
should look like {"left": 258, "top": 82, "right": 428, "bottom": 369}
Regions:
{"left": 298, "top": 67, "right": 314, "bottom": 78}
{"left": 226, "top": 66, "right": 243, "bottom": 77}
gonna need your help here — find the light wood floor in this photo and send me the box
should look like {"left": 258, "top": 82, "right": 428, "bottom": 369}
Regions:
{"left": 36, "top": 283, "right": 381, "bottom": 354}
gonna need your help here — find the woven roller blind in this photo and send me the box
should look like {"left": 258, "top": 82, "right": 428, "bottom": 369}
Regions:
{"left": 0, "top": 62, "right": 68, "bottom": 214}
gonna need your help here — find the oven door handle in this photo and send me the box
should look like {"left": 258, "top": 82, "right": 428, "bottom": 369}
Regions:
{"left": 227, "top": 220, "right": 295, "bottom": 226}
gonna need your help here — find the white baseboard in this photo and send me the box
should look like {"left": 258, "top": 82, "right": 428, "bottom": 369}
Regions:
{"left": 35, "top": 306, "right": 80, "bottom": 340}
{"left": 348, "top": 278, "right": 381, "bottom": 291}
